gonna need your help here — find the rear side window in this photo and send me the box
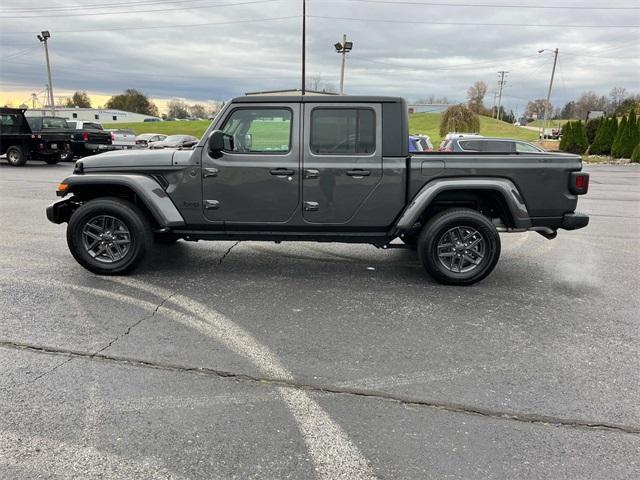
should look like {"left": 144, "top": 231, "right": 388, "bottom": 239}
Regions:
{"left": 458, "top": 140, "right": 483, "bottom": 151}
{"left": 516, "top": 141, "right": 542, "bottom": 153}
{"left": 310, "top": 108, "right": 375, "bottom": 155}
{"left": 1, "top": 114, "right": 17, "bottom": 126}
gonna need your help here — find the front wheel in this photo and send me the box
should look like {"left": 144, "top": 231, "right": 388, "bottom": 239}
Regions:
{"left": 418, "top": 208, "right": 501, "bottom": 286}
{"left": 66, "top": 198, "right": 153, "bottom": 275}
{"left": 6, "top": 146, "right": 26, "bottom": 166}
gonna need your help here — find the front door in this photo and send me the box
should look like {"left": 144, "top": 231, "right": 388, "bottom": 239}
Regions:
{"left": 302, "top": 103, "right": 382, "bottom": 224}
{"left": 202, "top": 104, "right": 300, "bottom": 224}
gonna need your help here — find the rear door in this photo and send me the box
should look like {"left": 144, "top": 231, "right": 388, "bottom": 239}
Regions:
{"left": 302, "top": 103, "right": 382, "bottom": 224}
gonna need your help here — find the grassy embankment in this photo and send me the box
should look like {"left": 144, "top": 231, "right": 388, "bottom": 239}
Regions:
{"left": 527, "top": 118, "right": 574, "bottom": 128}
{"left": 105, "top": 113, "right": 539, "bottom": 145}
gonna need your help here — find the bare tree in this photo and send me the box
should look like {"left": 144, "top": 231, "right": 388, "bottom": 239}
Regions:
{"left": 188, "top": 104, "right": 207, "bottom": 119}
{"left": 609, "top": 87, "right": 628, "bottom": 112}
{"left": 167, "top": 99, "right": 189, "bottom": 119}
{"left": 467, "top": 81, "right": 488, "bottom": 114}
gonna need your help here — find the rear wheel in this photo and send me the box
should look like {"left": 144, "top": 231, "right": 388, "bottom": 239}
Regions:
{"left": 418, "top": 208, "right": 501, "bottom": 285}
{"left": 6, "top": 146, "right": 26, "bottom": 166}
{"left": 66, "top": 198, "right": 153, "bottom": 275}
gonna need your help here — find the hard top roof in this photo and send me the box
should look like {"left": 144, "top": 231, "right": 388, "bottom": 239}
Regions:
{"left": 0, "top": 107, "right": 26, "bottom": 114}
{"left": 230, "top": 95, "right": 405, "bottom": 104}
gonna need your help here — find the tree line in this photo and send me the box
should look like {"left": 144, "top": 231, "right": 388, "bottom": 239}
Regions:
{"left": 560, "top": 109, "right": 640, "bottom": 162}
{"left": 63, "top": 89, "right": 219, "bottom": 119}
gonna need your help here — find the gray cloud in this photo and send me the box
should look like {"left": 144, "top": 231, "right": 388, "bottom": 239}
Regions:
{"left": 1, "top": 0, "right": 639, "bottom": 110}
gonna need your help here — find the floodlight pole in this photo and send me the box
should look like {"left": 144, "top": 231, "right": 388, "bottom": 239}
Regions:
{"left": 38, "top": 32, "right": 55, "bottom": 114}
{"left": 301, "top": 0, "right": 306, "bottom": 95}
{"left": 339, "top": 34, "right": 347, "bottom": 94}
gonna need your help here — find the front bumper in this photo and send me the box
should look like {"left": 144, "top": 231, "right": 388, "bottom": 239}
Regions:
{"left": 561, "top": 212, "right": 589, "bottom": 230}
{"left": 46, "top": 198, "right": 73, "bottom": 224}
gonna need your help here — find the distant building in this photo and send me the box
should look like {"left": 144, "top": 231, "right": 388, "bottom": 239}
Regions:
{"left": 24, "top": 107, "right": 160, "bottom": 124}
{"left": 407, "top": 104, "right": 453, "bottom": 114}
{"left": 245, "top": 88, "right": 338, "bottom": 96}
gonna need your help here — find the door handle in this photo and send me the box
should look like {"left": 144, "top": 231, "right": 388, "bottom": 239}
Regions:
{"left": 304, "top": 169, "right": 319, "bottom": 179}
{"left": 203, "top": 167, "right": 219, "bottom": 178}
{"left": 303, "top": 201, "right": 319, "bottom": 211}
{"left": 346, "top": 169, "right": 371, "bottom": 177}
{"left": 205, "top": 200, "right": 220, "bottom": 210}
{"left": 270, "top": 168, "right": 295, "bottom": 176}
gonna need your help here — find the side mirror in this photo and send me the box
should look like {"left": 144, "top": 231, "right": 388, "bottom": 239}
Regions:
{"left": 208, "top": 130, "right": 225, "bottom": 157}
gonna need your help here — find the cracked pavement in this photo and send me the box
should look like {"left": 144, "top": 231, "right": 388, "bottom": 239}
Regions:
{"left": 1, "top": 162, "right": 639, "bottom": 479}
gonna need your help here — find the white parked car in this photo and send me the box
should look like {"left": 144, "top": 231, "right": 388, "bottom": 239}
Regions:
{"left": 135, "top": 133, "right": 167, "bottom": 148}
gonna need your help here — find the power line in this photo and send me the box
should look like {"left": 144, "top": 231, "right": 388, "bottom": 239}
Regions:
{"left": 344, "top": 0, "right": 640, "bottom": 10}
{"left": 308, "top": 14, "right": 639, "bottom": 28}
{"left": 0, "top": 0, "right": 217, "bottom": 12}
{"left": 0, "top": 0, "right": 279, "bottom": 19}
{"left": 0, "top": 15, "right": 299, "bottom": 34}
{"left": 0, "top": 44, "right": 41, "bottom": 60}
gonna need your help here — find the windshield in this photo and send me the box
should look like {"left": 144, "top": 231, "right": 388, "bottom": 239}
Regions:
{"left": 42, "top": 117, "right": 69, "bottom": 129}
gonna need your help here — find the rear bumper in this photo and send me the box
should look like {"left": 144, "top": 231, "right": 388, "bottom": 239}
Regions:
{"left": 561, "top": 212, "right": 589, "bottom": 230}
{"left": 46, "top": 198, "right": 73, "bottom": 224}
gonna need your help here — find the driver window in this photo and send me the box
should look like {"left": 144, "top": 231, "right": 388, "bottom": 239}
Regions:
{"left": 221, "top": 108, "right": 292, "bottom": 153}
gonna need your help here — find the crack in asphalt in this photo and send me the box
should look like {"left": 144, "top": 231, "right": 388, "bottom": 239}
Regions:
{"left": 1, "top": 339, "right": 638, "bottom": 435}
{"left": 91, "top": 291, "right": 177, "bottom": 357}
{"left": 218, "top": 241, "right": 240, "bottom": 265}
{"left": 18, "top": 292, "right": 177, "bottom": 385}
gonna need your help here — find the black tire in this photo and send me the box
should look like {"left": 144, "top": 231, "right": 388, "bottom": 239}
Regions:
{"left": 60, "top": 151, "right": 74, "bottom": 162}
{"left": 44, "top": 154, "right": 61, "bottom": 165}
{"left": 66, "top": 197, "right": 153, "bottom": 275}
{"left": 6, "top": 146, "right": 26, "bottom": 166}
{"left": 417, "top": 208, "right": 501, "bottom": 286}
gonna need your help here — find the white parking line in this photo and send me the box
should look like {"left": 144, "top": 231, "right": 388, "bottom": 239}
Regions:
{"left": 3, "top": 276, "right": 374, "bottom": 480}
{"left": 106, "top": 277, "right": 374, "bottom": 480}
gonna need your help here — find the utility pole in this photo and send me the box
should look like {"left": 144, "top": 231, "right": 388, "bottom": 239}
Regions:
{"left": 301, "top": 0, "right": 306, "bottom": 95}
{"left": 541, "top": 48, "right": 558, "bottom": 139}
{"left": 496, "top": 71, "right": 508, "bottom": 121}
{"left": 37, "top": 31, "right": 55, "bottom": 114}
{"left": 334, "top": 34, "right": 353, "bottom": 95}
{"left": 491, "top": 90, "right": 498, "bottom": 118}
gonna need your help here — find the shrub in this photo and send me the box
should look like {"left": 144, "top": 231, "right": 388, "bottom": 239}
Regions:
{"left": 611, "top": 116, "right": 627, "bottom": 158}
{"left": 585, "top": 118, "right": 600, "bottom": 145}
{"left": 619, "top": 108, "right": 639, "bottom": 159}
{"left": 560, "top": 121, "right": 588, "bottom": 155}
{"left": 590, "top": 117, "right": 616, "bottom": 155}
{"left": 439, "top": 104, "right": 480, "bottom": 137}
{"left": 631, "top": 143, "right": 640, "bottom": 163}
{"left": 559, "top": 121, "right": 572, "bottom": 151}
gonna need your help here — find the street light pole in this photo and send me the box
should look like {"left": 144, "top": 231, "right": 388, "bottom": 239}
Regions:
{"left": 541, "top": 48, "right": 558, "bottom": 139}
{"left": 37, "top": 31, "right": 55, "bottom": 114}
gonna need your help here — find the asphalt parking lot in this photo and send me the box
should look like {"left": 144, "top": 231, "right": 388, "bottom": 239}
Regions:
{"left": 1, "top": 161, "right": 639, "bottom": 479}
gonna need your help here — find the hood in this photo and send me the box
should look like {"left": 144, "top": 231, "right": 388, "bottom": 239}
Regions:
{"left": 80, "top": 148, "right": 178, "bottom": 171}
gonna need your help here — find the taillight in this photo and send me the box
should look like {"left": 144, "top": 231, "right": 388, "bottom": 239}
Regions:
{"left": 570, "top": 172, "right": 589, "bottom": 195}
{"left": 82, "top": 132, "right": 89, "bottom": 141}
{"left": 110, "top": 132, "right": 116, "bottom": 142}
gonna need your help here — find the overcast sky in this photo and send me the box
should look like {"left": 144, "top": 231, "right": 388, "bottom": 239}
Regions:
{"left": 1, "top": 0, "right": 638, "bottom": 112}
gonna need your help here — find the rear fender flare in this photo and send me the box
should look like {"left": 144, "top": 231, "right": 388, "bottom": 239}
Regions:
{"left": 393, "top": 177, "right": 530, "bottom": 235}
{"left": 61, "top": 174, "right": 185, "bottom": 227}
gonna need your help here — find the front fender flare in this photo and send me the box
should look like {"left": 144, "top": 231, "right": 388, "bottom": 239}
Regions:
{"left": 392, "top": 177, "right": 531, "bottom": 235}
{"left": 58, "top": 174, "right": 185, "bottom": 227}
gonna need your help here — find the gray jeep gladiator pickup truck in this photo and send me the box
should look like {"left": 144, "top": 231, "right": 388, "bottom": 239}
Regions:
{"left": 47, "top": 95, "right": 589, "bottom": 285}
